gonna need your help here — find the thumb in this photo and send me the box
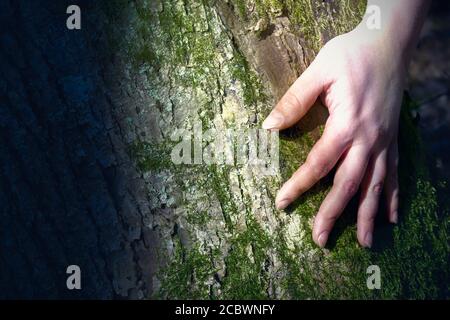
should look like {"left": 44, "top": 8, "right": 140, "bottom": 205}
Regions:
{"left": 262, "top": 58, "right": 324, "bottom": 131}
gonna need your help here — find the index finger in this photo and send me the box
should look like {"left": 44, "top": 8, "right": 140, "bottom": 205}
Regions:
{"left": 262, "top": 58, "right": 325, "bottom": 131}
{"left": 275, "top": 124, "right": 351, "bottom": 209}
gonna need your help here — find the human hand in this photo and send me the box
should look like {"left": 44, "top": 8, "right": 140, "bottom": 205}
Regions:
{"left": 263, "top": 26, "right": 406, "bottom": 248}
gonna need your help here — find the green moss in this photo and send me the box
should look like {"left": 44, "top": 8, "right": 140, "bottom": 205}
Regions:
{"left": 233, "top": 0, "right": 248, "bottom": 20}
{"left": 158, "top": 216, "right": 274, "bottom": 299}
{"left": 284, "top": 0, "right": 320, "bottom": 49}
{"left": 278, "top": 128, "right": 329, "bottom": 223}
{"left": 367, "top": 94, "right": 449, "bottom": 299}
{"left": 120, "top": 0, "right": 447, "bottom": 299}
{"left": 132, "top": 43, "right": 159, "bottom": 69}
{"left": 157, "top": 238, "right": 217, "bottom": 299}
{"left": 231, "top": 0, "right": 366, "bottom": 53}
{"left": 186, "top": 210, "right": 212, "bottom": 226}
{"left": 208, "top": 165, "right": 237, "bottom": 230}
{"left": 231, "top": 50, "right": 266, "bottom": 106}
{"left": 128, "top": 140, "right": 173, "bottom": 171}
{"left": 221, "top": 216, "right": 272, "bottom": 299}
{"left": 254, "top": 0, "right": 284, "bottom": 19}
{"left": 269, "top": 93, "right": 448, "bottom": 299}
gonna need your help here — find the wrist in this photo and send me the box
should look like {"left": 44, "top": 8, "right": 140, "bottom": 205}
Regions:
{"left": 354, "top": 0, "right": 430, "bottom": 74}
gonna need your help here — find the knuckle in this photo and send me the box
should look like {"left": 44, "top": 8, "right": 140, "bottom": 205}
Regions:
{"left": 283, "top": 91, "right": 302, "bottom": 110}
{"left": 306, "top": 154, "right": 329, "bottom": 180}
{"left": 324, "top": 213, "right": 339, "bottom": 224}
{"left": 364, "top": 214, "right": 376, "bottom": 224}
{"left": 334, "top": 126, "right": 354, "bottom": 146}
{"left": 329, "top": 115, "right": 356, "bottom": 140}
{"left": 359, "top": 208, "right": 377, "bottom": 222}
{"left": 341, "top": 179, "right": 359, "bottom": 198}
{"left": 372, "top": 182, "right": 384, "bottom": 195}
{"left": 366, "top": 125, "right": 388, "bottom": 145}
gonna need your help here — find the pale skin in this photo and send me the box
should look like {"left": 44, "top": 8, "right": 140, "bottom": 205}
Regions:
{"left": 263, "top": 0, "right": 431, "bottom": 248}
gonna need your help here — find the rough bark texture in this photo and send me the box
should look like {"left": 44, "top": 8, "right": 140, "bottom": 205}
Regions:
{"left": 0, "top": 0, "right": 448, "bottom": 299}
{"left": 0, "top": 0, "right": 162, "bottom": 299}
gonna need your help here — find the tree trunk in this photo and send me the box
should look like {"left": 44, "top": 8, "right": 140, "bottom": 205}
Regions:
{"left": 0, "top": 0, "right": 447, "bottom": 299}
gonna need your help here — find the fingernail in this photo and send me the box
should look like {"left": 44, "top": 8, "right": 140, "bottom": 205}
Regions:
{"left": 390, "top": 210, "right": 398, "bottom": 224}
{"left": 262, "top": 112, "right": 284, "bottom": 130}
{"left": 276, "top": 199, "right": 290, "bottom": 210}
{"left": 317, "top": 231, "right": 329, "bottom": 248}
{"left": 364, "top": 232, "right": 373, "bottom": 248}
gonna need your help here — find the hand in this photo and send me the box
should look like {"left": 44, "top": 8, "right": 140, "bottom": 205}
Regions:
{"left": 263, "top": 26, "right": 406, "bottom": 248}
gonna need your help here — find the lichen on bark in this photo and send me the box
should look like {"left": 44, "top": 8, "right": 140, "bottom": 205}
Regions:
{"left": 104, "top": 0, "right": 448, "bottom": 299}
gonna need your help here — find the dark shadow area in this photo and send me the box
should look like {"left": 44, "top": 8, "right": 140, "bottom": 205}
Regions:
{"left": 0, "top": 0, "right": 156, "bottom": 299}
{"left": 409, "top": 1, "right": 450, "bottom": 185}
{"left": 258, "top": 23, "right": 276, "bottom": 40}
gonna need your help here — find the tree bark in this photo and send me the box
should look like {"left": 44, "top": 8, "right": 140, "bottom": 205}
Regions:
{"left": 0, "top": 0, "right": 447, "bottom": 299}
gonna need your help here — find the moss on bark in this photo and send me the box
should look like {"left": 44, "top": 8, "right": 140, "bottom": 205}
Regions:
{"left": 102, "top": 0, "right": 449, "bottom": 298}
